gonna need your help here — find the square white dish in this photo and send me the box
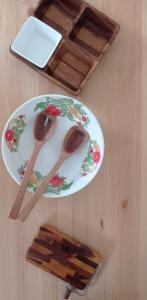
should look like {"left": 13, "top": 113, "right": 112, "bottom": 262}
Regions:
{"left": 11, "top": 16, "right": 62, "bottom": 68}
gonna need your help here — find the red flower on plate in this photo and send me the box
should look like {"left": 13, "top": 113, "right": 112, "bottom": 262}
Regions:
{"left": 50, "top": 176, "right": 64, "bottom": 187}
{"left": 5, "top": 129, "right": 14, "bottom": 142}
{"left": 18, "top": 115, "right": 25, "bottom": 119}
{"left": 82, "top": 115, "right": 87, "bottom": 122}
{"left": 13, "top": 138, "right": 17, "bottom": 143}
{"left": 45, "top": 105, "right": 61, "bottom": 117}
{"left": 92, "top": 151, "right": 100, "bottom": 163}
{"left": 83, "top": 172, "right": 87, "bottom": 176}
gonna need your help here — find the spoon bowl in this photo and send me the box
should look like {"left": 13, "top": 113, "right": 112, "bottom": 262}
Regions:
{"left": 63, "top": 125, "right": 89, "bottom": 155}
{"left": 34, "top": 112, "right": 56, "bottom": 142}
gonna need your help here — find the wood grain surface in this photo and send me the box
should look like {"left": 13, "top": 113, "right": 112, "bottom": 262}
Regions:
{"left": 0, "top": 0, "right": 146, "bottom": 299}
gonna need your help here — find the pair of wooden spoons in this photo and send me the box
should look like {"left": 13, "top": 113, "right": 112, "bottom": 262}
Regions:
{"left": 9, "top": 112, "right": 89, "bottom": 222}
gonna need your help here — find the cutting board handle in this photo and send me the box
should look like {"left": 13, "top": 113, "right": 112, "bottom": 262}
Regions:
{"left": 63, "top": 288, "right": 72, "bottom": 299}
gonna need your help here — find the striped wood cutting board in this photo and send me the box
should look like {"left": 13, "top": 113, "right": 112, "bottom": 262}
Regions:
{"left": 26, "top": 224, "right": 102, "bottom": 290}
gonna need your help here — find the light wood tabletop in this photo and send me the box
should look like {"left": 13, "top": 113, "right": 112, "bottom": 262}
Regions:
{"left": 0, "top": 0, "right": 147, "bottom": 299}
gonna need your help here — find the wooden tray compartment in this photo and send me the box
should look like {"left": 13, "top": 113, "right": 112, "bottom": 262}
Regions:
{"left": 34, "top": 0, "right": 83, "bottom": 36}
{"left": 47, "top": 41, "right": 96, "bottom": 92}
{"left": 69, "top": 7, "right": 119, "bottom": 57}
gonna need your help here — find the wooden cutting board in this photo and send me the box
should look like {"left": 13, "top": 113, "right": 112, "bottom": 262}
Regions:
{"left": 27, "top": 224, "right": 102, "bottom": 291}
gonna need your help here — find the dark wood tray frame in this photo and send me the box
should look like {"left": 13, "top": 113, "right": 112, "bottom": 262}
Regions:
{"left": 10, "top": 0, "right": 120, "bottom": 95}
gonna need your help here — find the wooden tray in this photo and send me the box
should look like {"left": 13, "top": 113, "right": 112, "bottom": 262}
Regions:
{"left": 11, "top": 0, "right": 120, "bottom": 95}
{"left": 27, "top": 224, "right": 102, "bottom": 297}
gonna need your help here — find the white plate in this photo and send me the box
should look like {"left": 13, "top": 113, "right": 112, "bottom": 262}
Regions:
{"left": 1, "top": 94, "right": 104, "bottom": 198}
{"left": 11, "top": 17, "right": 62, "bottom": 68}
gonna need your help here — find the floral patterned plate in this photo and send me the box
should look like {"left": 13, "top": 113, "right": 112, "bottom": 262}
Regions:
{"left": 1, "top": 94, "right": 104, "bottom": 198}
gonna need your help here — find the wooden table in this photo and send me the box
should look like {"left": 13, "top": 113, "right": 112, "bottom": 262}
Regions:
{"left": 0, "top": 0, "right": 146, "bottom": 299}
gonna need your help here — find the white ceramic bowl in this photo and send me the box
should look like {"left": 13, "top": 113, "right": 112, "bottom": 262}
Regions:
{"left": 11, "top": 17, "right": 62, "bottom": 68}
{"left": 1, "top": 94, "right": 104, "bottom": 198}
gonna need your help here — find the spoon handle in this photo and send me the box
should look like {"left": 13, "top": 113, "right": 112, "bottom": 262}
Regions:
{"left": 19, "top": 156, "right": 65, "bottom": 222}
{"left": 9, "top": 142, "right": 41, "bottom": 220}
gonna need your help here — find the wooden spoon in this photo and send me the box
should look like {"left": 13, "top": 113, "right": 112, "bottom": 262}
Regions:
{"left": 19, "top": 125, "right": 89, "bottom": 222}
{"left": 9, "top": 112, "right": 56, "bottom": 220}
